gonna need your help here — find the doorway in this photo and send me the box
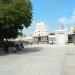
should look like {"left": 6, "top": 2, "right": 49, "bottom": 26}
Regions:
{"left": 38, "top": 37, "right": 41, "bottom": 44}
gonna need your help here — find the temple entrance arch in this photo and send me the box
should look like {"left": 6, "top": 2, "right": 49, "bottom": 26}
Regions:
{"left": 33, "top": 22, "right": 49, "bottom": 44}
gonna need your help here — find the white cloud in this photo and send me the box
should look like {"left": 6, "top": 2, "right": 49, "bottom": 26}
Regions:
{"left": 58, "top": 9, "right": 75, "bottom": 27}
{"left": 58, "top": 16, "right": 75, "bottom": 26}
{"left": 59, "top": 17, "right": 68, "bottom": 25}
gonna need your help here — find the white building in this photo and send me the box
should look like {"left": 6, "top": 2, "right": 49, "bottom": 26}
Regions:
{"left": 55, "top": 29, "right": 68, "bottom": 44}
{"left": 33, "top": 22, "right": 49, "bottom": 44}
{"left": 14, "top": 36, "right": 33, "bottom": 44}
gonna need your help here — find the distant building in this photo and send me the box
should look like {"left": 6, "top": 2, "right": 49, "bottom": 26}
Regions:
{"left": 49, "top": 33, "right": 56, "bottom": 44}
{"left": 68, "top": 27, "right": 75, "bottom": 44}
{"left": 71, "top": 27, "right": 75, "bottom": 33}
{"left": 55, "top": 29, "right": 68, "bottom": 44}
{"left": 14, "top": 36, "right": 33, "bottom": 44}
{"left": 33, "top": 22, "right": 49, "bottom": 44}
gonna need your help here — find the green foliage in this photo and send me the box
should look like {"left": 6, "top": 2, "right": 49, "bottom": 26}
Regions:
{"left": 0, "top": 0, "right": 32, "bottom": 40}
{"left": 18, "top": 32, "right": 23, "bottom": 36}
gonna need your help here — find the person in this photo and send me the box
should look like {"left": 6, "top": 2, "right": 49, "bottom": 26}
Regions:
{"left": 19, "top": 43, "right": 24, "bottom": 50}
{"left": 20, "top": 43, "right": 24, "bottom": 48}
{"left": 15, "top": 44, "right": 20, "bottom": 50}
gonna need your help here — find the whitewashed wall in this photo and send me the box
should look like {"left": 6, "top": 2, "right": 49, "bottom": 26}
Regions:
{"left": 55, "top": 29, "right": 68, "bottom": 44}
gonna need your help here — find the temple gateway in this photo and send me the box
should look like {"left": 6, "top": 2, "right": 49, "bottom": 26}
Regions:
{"left": 33, "top": 22, "right": 49, "bottom": 44}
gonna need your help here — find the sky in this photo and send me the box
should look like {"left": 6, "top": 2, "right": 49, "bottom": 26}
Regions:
{"left": 22, "top": 0, "right": 75, "bottom": 36}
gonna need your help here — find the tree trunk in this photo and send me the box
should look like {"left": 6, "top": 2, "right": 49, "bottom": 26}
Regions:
{"left": 4, "top": 38, "right": 8, "bottom": 53}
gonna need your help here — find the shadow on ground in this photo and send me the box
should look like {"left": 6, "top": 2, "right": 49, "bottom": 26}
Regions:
{"left": 17, "top": 47, "right": 42, "bottom": 55}
{"left": 0, "top": 48, "right": 9, "bottom": 56}
{"left": 0, "top": 47, "right": 42, "bottom": 56}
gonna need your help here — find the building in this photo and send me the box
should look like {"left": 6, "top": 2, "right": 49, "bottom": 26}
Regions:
{"left": 33, "top": 22, "right": 49, "bottom": 44}
{"left": 55, "top": 29, "right": 68, "bottom": 44}
{"left": 71, "top": 27, "right": 75, "bottom": 33}
{"left": 68, "top": 27, "right": 75, "bottom": 44}
{"left": 49, "top": 33, "right": 56, "bottom": 44}
{"left": 14, "top": 36, "right": 33, "bottom": 44}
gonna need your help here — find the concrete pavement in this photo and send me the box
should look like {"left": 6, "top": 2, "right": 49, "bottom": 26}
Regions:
{"left": 0, "top": 44, "right": 67, "bottom": 75}
{"left": 64, "top": 45, "right": 75, "bottom": 75}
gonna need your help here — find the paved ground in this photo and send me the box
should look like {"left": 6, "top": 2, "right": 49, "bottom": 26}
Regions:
{"left": 64, "top": 44, "right": 75, "bottom": 75}
{"left": 0, "top": 44, "right": 72, "bottom": 75}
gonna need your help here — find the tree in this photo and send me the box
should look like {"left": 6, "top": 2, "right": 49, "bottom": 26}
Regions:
{"left": 0, "top": 0, "right": 32, "bottom": 52}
